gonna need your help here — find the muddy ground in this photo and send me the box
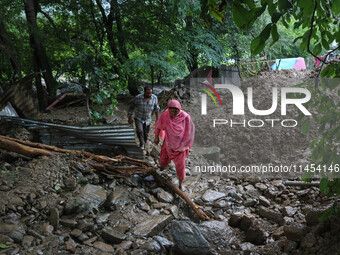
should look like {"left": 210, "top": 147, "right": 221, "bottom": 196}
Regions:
{"left": 0, "top": 69, "right": 339, "bottom": 255}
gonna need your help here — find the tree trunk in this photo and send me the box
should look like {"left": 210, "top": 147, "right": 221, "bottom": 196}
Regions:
{"left": 24, "top": 0, "right": 57, "bottom": 97}
{"left": 0, "top": 19, "right": 22, "bottom": 79}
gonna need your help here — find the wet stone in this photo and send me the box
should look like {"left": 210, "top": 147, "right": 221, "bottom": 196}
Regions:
{"left": 154, "top": 236, "right": 173, "bottom": 250}
{"left": 64, "top": 177, "right": 77, "bottom": 190}
{"left": 65, "top": 184, "right": 107, "bottom": 214}
{"left": 0, "top": 223, "right": 26, "bottom": 243}
{"left": 101, "top": 227, "right": 126, "bottom": 244}
{"left": 59, "top": 219, "right": 78, "bottom": 229}
{"left": 172, "top": 220, "right": 211, "bottom": 255}
{"left": 202, "top": 190, "right": 226, "bottom": 202}
{"left": 229, "top": 213, "right": 243, "bottom": 227}
{"left": 258, "top": 196, "right": 271, "bottom": 207}
{"left": 243, "top": 198, "right": 257, "bottom": 207}
{"left": 105, "top": 187, "right": 130, "bottom": 211}
{"left": 258, "top": 206, "right": 284, "bottom": 225}
{"left": 134, "top": 215, "right": 173, "bottom": 237}
{"left": 284, "top": 222, "right": 307, "bottom": 242}
{"left": 93, "top": 241, "right": 114, "bottom": 252}
{"left": 283, "top": 206, "right": 297, "bottom": 217}
{"left": 157, "top": 189, "right": 174, "bottom": 203}
{"left": 246, "top": 226, "right": 267, "bottom": 245}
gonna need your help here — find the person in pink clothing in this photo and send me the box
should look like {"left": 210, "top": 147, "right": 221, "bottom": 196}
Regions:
{"left": 154, "top": 100, "right": 195, "bottom": 191}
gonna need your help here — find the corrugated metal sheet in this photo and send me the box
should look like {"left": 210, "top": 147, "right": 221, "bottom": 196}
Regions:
{"left": 0, "top": 116, "right": 143, "bottom": 159}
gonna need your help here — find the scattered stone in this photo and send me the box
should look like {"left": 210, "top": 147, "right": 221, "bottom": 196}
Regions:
{"left": 154, "top": 236, "right": 173, "bottom": 250}
{"left": 93, "top": 241, "right": 114, "bottom": 252}
{"left": 246, "top": 226, "right": 266, "bottom": 245}
{"left": 157, "top": 189, "right": 174, "bottom": 203}
{"left": 258, "top": 206, "right": 284, "bottom": 225}
{"left": 0, "top": 223, "right": 26, "bottom": 243}
{"left": 64, "top": 177, "right": 77, "bottom": 190}
{"left": 272, "top": 226, "right": 284, "bottom": 240}
{"left": 77, "top": 219, "right": 94, "bottom": 231}
{"left": 172, "top": 221, "right": 211, "bottom": 255}
{"left": 134, "top": 215, "right": 173, "bottom": 237}
{"left": 243, "top": 198, "right": 257, "bottom": 207}
{"left": 228, "top": 191, "right": 243, "bottom": 201}
{"left": 105, "top": 187, "right": 129, "bottom": 211}
{"left": 240, "top": 215, "right": 254, "bottom": 231}
{"left": 22, "top": 235, "right": 35, "bottom": 248}
{"left": 70, "top": 229, "right": 82, "bottom": 239}
{"left": 305, "top": 209, "right": 323, "bottom": 226}
{"left": 229, "top": 213, "right": 243, "bottom": 227}
{"left": 140, "top": 240, "right": 162, "bottom": 252}
{"left": 101, "top": 227, "right": 126, "bottom": 244}
{"left": 64, "top": 184, "right": 107, "bottom": 214}
{"left": 59, "top": 219, "right": 78, "bottom": 229}
{"left": 147, "top": 195, "right": 158, "bottom": 204}
{"left": 284, "top": 222, "right": 307, "bottom": 242}
{"left": 140, "top": 202, "right": 151, "bottom": 211}
{"left": 258, "top": 196, "right": 271, "bottom": 207}
{"left": 65, "top": 237, "right": 77, "bottom": 253}
{"left": 283, "top": 206, "right": 297, "bottom": 217}
{"left": 41, "top": 223, "right": 54, "bottom": 236}
{"left": 202, "top": 190, "right": 226, "bottom": 202}
{"left": 96, "top": 213, "right": 110, "bottom": 225}
{"left": 255, "top": 183, "right": 267, "bottom": 191}
{"left": 115, "top": 240, "right": 133, "bottom": 254}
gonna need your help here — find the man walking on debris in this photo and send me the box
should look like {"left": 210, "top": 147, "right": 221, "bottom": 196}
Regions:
{"left": 128, "top": 85, "right": 160, "bottom": 151}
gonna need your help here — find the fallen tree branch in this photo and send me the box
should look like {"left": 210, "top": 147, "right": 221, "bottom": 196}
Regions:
{"left": 0, "top": 136, "right": 55, "bottom": 157}
{"left": 0, "top": 134, "right": 211, "bottom": 221}
{"left": 152, "top": 171, "right": 213, "bottom": 221}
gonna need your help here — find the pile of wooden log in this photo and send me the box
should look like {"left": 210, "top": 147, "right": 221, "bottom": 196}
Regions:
{"left": 0, "top": 134, "right": 213, "bottom": 221}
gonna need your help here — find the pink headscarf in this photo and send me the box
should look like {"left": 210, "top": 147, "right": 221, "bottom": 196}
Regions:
{"left": 155, "top": 100, "right": 195, "bottom": 151}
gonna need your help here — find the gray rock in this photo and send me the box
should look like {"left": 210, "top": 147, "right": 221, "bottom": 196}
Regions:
{"left": 157, "top": 189, "right": 174, "bottom": 203}
{"left": 255, "top": 183, "right": 267, "bottom": 191}
{"left": 246, "top": 226, "right": 266, "bottom": 245}
{"left": 140, "top": 240, "right": 162, "bottom": 252}
{"left": 101, "top": 227, "right": 126, "bottom": 244}
{"left": 228, "top": 191, "right": 243, "bottom": 201}
{"left": 240, "top": 215, "right": 254, "bottom": 231}
{"left": 95, "top": 213, "right": 110, "bottom": 225}
{"left": 172, "top": 221, "right": 211, "bottom": 255}
{"left": 300, "top": 232, "right": 317, "bottom": 249}
{"left": 229, "top": 213, "right": 242, "bottom": 227}
{"left": 305, "top": 209, "right": 323, "bottom": 226}
{"left": 258, "top": 196, "right": 271, "bottom": 207}
{"left": 22, "top": 235, "right": 35, "bottom": 248}
{"left": 258, "top": 206, "right": 284, "bottom": 225}
{"left": 243, "top": 198, "right": 257, "bottom": 207}
{"left": 0, "top": 223, "right": 26, "bottom": 243}
{"left": 77, "top": 219, "right": 94, "bottom": 231}
{"left": 59, "top": 219, "right": 77, "bottom": 229}
{"left": 199, "top": 220, "right": 234, "bottom": 245}
{"left": 105, "top": 187, "right": 130, "bottom": 211}
{"left": 154, "top": 236, "right": 173, "bottom": 250}
{"left": 202, "top": 190, "right": 226, "bottom": 202}
{"left": 49, "top": 208, "right": 59, "bottom": 230}
{"left": 93, "top": 241, "right": 114, "bottom": 252}
{"left": 64, "top": 177, "right": 77, "bottom": 190}
{"left": 64, "top": 184, "right": 107, "bottom": 214}
{"left": 134, "top": 215, "right": 173, "bottom": 237}
{"left": 284, "top": 222, "right": 307, "bottom": 242}
{"left": 283, "top": 206, "right": 297, "bottom": 217}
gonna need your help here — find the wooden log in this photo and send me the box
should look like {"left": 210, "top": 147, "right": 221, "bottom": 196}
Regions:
{"left": 0, "top": 136, "right": 54, "bottom": 157}
{"left": 152, "top": 171, "right": 213, "bottom": 221}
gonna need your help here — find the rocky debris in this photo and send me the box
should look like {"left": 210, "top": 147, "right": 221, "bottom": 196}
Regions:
{"left": 172, "top": 220, "right": 211, "bottom": 255}
{"left": 202, "top": 189, "right": 226, "bottom": 202}
{"left": 258, "top": 206, "right": 284, "bottom": 225}
{"left": 1, "top": 68, "right": 340, "bottom": 255}
{"left": 134, "top": 215, "right": 173, "bottom": 237}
